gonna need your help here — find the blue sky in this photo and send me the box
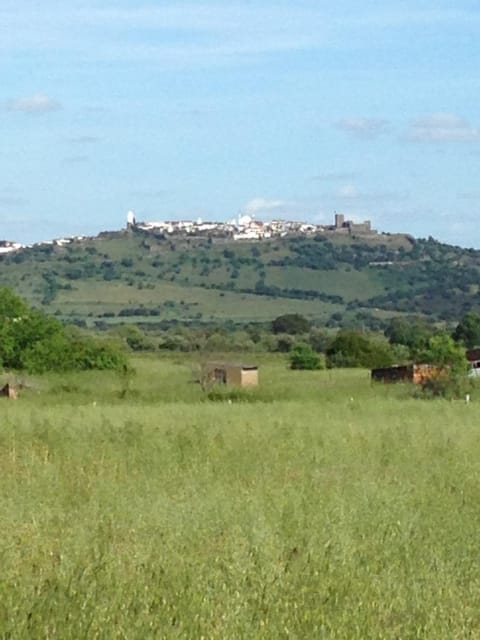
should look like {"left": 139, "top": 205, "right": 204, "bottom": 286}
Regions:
{"left": 2, "top": 1, "right": 480, "bottom": 246}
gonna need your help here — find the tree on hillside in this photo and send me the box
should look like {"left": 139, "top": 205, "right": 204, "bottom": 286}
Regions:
{"left": 272, "top": 313, "right": 310, "bottom": 335}
{"left": 452, "top": 312, "right": 480, "bottom": 349}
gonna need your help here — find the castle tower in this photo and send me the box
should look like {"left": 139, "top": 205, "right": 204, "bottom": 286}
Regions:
{"left": 334, "top": 213, "right": 345, "bottom": 229}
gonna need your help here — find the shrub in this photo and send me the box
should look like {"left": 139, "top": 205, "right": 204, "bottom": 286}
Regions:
{"left": 308, "top": 328, "right": 330, "bottom": 353}
{"left": 70, "top": 338, "right": 128, "bottom": 372}
{"left": 326, "top": 331, "right": 394, "bottom": 369}
{"left": 273, "top": 334, "right": 294, "bottom": 353}
{"left": 385, "top": 317, "right": 435, "bottom": 354}
{"left": 0, "top": 287, "right": 128, "bottom": 373}
{"left": 417, "top": 333, "right": 471, "bottom": 399}
{"left": 289, "top": 344, "right": 323, "bottom": 370}
{"left": 116, "top": 325, "right": 155, "bottom": 351}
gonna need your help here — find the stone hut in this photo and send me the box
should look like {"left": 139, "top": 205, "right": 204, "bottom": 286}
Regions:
{"left": 205, "top": 362, "right": 259, "bottom": 388}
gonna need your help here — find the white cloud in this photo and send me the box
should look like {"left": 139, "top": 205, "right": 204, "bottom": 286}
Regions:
{"left": 406, "top": 113, "right": 480, "bottom": 143}
{"left": 243, "top": 198, "right": 287, "bottom": 217}
{"left": 241, "top": 197, "right": 330, "bottom": 223}
{"left": 335, "top": 117, "right": 389, "bottom": 140}
{"left": 6, "top": 93, "right": 61, "bottom": 114}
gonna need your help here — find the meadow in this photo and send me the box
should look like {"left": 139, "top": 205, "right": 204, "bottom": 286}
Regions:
{"left": 1, "top": 355, "right": 480, "bottom": 638}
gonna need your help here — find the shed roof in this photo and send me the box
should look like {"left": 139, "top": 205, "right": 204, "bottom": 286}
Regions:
{"left": 206, "top": 361, "right": 258, "bottom": 370}
{"left": 467, "top": 348, "right": 480, "bottom": 362}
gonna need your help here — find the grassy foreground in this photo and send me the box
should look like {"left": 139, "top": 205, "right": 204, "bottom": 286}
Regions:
{"left": 1, "top": 356, "right": 480, "bottom": 638}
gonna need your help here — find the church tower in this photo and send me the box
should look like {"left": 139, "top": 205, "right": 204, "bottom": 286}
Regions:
{"left": 126, "top": 210, "right": 136, "bottom": 230}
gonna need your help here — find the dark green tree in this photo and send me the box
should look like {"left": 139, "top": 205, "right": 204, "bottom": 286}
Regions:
{"left": 452, "top": 312, "right": 480, "bottom": 348}
{"left": 272, "top": 313, "right": 310, "bottom": 335}
{"left": 384, "top": 317, "right": 434, "bottom": 353}
{"left": 326, "top": 331, "right": 394, "bottom": 369}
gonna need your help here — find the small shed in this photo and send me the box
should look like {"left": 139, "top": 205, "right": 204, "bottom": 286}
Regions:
{"left": 371, "top": 364, "right": 413, "bottom": 383}
{"left": 371, "top": 363, "right": 441, "bottom": 385}
{"left": 205, "top": 362, "right": 259, "bottom": 388}
{"left": 467, "top": 349, "right": 480, "bottom": 376}
{"left": 0, "top": 383, "right": 18, "bottom": 399}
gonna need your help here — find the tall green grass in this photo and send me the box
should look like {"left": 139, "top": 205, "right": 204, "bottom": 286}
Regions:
{"left": 1, "top": 356, "right": 479, "bottom": 637}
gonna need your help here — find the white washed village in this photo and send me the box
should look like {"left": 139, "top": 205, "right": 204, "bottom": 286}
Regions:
{"left": 0, "top": 212, "right": 376, "bottom": 254}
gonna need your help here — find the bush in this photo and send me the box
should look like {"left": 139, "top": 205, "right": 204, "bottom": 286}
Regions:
{"left": 70, "top": 338, "right": 128, "bottom": 372}
{"left": 385, "top": 317, "right": 434, "bottom": 355}
{"left": 116, "top": 325, "right": 155, "bottom": 352}
{"left": 23, "top": 334, "right": 127, "bottom": 374}
{"left": 308, "top": 328, "right": 330, "bottom": 353}
{"left": 0, "top": 287, "right": 128, "bottom": 373}
{"left": 275, "top": 335, "right": 296, "bottom": 353}
{"left": 417, "top": 333, "right": 471, "bottom": 399}
{"left": 326, "top": 331, "right": 394, "bottom": 369}
{"left": 289, "top": 344, "right": 323, "bottom": 370}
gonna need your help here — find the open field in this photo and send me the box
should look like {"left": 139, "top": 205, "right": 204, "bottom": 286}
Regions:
{"left": 1, "top": 355, "right": 480, "bottom": 637}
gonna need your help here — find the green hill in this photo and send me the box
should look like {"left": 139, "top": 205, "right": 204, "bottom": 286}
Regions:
{"left": 2, "top": 228, "right": 480, "bottom": 329}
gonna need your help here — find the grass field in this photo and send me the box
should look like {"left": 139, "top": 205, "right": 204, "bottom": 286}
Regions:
{"left": 50, "top": 281, "right": 343, "bottom": 325}
{"left": 1, "top": 355, "right": 480, "bottom": 638}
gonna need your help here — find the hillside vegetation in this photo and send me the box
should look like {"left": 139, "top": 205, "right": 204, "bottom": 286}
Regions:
{"left": 2, "top": 228, "right": 480, "bottom": 328}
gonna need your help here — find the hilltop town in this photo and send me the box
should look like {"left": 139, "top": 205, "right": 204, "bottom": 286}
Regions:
{"left": 130, "top": 212, "right": 376, "bottom": 242}
{"left": 0, "top": 213, "right": 377, "bottom": 254}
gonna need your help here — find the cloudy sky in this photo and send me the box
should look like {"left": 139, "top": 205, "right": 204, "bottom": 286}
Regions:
{"left": 2, "top": 1, "right": 480, "bottom": 246}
